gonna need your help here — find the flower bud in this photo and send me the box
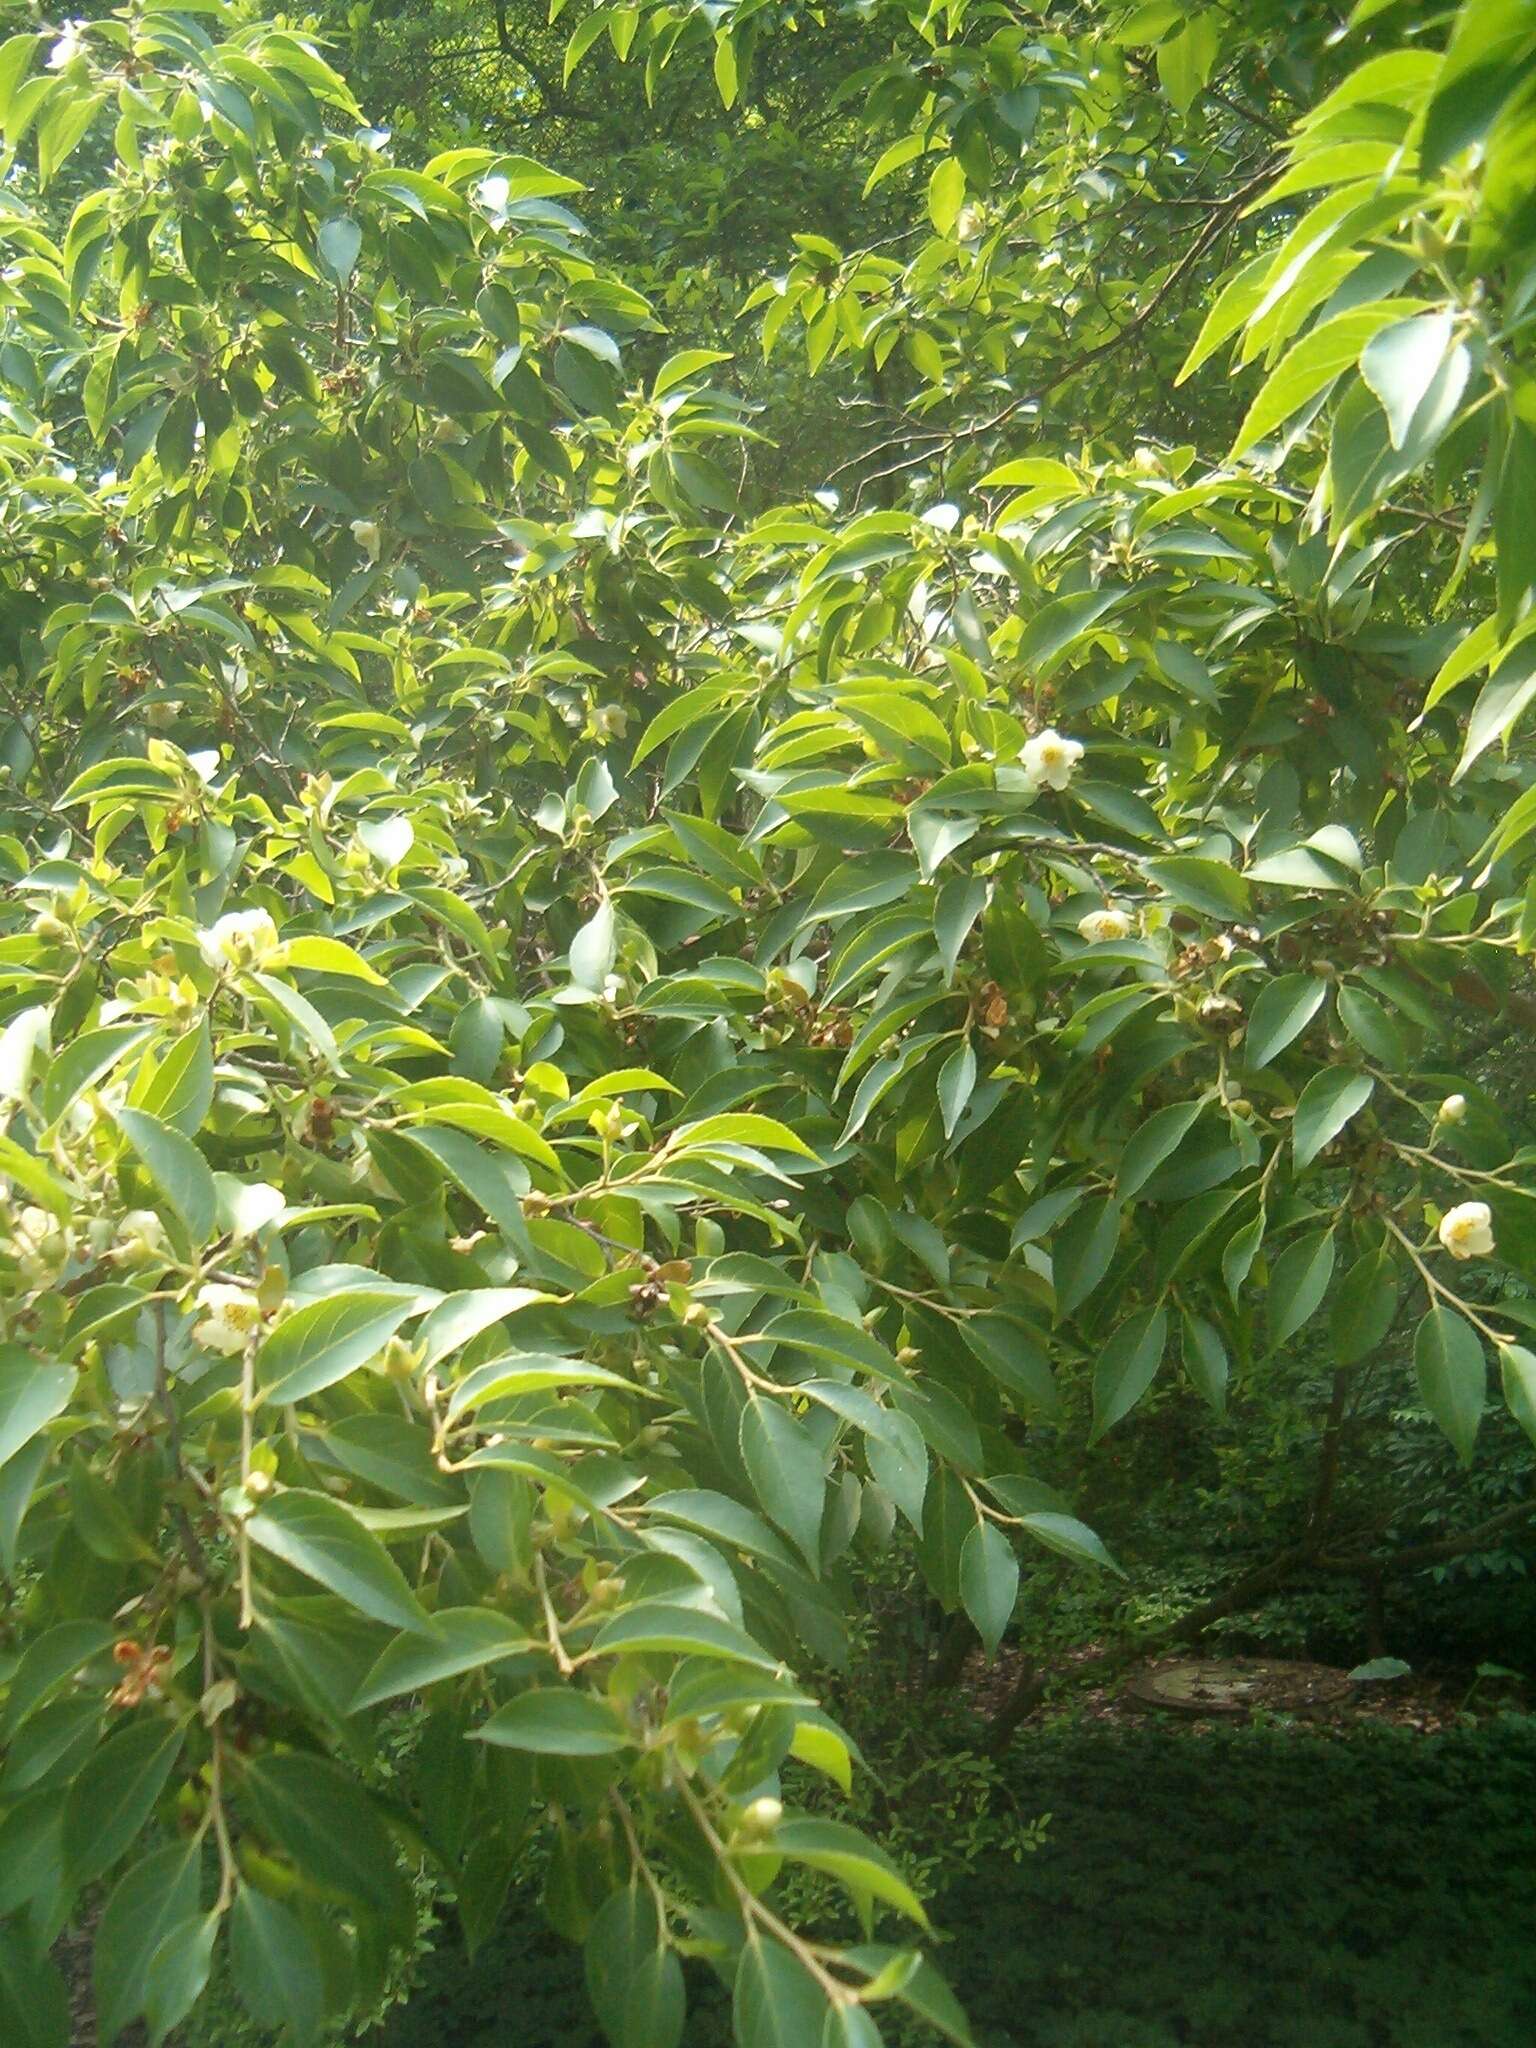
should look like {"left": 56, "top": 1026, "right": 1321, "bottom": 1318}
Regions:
{"left": 739, "top": 1796, "right": 783, "bottom": 1837}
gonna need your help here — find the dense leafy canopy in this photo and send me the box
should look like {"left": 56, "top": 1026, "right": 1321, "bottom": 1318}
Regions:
{"left": 0, "top": 0, "right": 1534, "bottom": 2041}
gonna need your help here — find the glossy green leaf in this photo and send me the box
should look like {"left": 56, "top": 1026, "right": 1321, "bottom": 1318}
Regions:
{"left": 472, "top": 1688, "right": 630, "bottom": 1755}
{"left": 1414, "top": 1305, "right": 1485, "bottom": 1466}
{"left": 959, "top": 1520, "right": 1018, "bottom": 1657}
{"left": 1089, "top": 1307, "right": 1168, "bottom": 1443}
{"left": 1244, "top": 975, "right": 1328, "bottom": 1069}
{"left": 740, "top": 1396, "right": 826, "bottom": 1573}
{"left": 1292, "top": 1068, "right": 1373, "bottom": 1169}
{"left": 247, "top": 1489, "right": 433, "bottom": 1633}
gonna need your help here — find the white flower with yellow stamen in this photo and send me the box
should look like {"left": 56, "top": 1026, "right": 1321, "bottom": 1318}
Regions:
{"left": 193, "top": 1283, "right": 264, "bottom": 1356}
{"left": 1437, "top": 1200, "right": 1493, "bottom": 1262}
{"left": 198, "top": 908, "right": 282, "bottom": 975}
{"left": 1020, "top": 728, "right": 1083, "bottom": 791}
{"left": 1077, "top": 906, "right": 1133, "bottom": 944}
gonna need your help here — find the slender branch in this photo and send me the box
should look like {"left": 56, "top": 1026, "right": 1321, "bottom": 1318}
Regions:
{"left": 1381, "top": 1215, "right": 1514, "bottom": 1346}
{"left": 155, "top": 1303, "right": 210, "bottom": 1579}
{"left": 670, "top": 1768, "right": 857, "bottom": 2007}
{"left": 534, "top": 1551, "right": 575, "bottom": 1675}
{"left": 1316, "top": 1499, "right": 1536, "bottom": 1579}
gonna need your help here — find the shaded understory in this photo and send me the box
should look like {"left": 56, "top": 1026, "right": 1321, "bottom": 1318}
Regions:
{"left": 378, "top": 1714, "right": 1536, "bottom": 2048}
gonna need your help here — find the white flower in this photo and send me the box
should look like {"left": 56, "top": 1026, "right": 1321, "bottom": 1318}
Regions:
{"left": 741, "top": 1796, "right": 783, "bottom": 1833}
{"left": 1437, "top": 1094, "right": 1468, "bottom": 1125}
{"left": 47, "top": 23, "right": 83, "bottom": 69}
{"left": 193, "top": 1283, "right": 264, "bottom": 1356}
{"left": 198, "top": 908, "right": 283, "bottom": 975}
{"left": 350, "top": 518, "right": 381, "bottom": 562}
{"left": 1077, "top": 906, "right": 1133, "bottom": 944}
{"left": 1438, "top": 1201, "right": 1493, "bottom": 1262}
{"left": 589, "top": 703, "right": 629, "bottom": 741}
{"left": 1020, "top": 728, "right": 1083, "bottom": 791}
{"left": 114, "top": 1209, "right": 170, "bottom": 1268}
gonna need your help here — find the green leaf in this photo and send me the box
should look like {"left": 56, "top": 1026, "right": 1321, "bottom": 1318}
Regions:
{"left": 230, "top": 1887, "right": 323, "bottom": 2044}
{"left": 1498, "top": 1343, "right": 1536, "bottom": 1447}
{"left": 1292, "top": 1068, "right": 1373, "bottom": 1169}
{"left": 94, "top": 1843, "right": 202, "bottom": 2048}
{"left": 1268, "top": 1230, "right": 1336, "bottom": 1348}
{"left": 115, "top": 1107, "right": 216, "bottom": 1244}
{"left": 321, "top": 1412, "right": 461, "bottom": 1505}
{"left": 960, "top": 1316, "right": 1061, "bottom": 1420}
{"left": 0, "top": 1131, "right": 74, "bottom": 1218}
{"left": 1156, "top": 10, "right": 1220, "bottom": 114}
{"left": 1414, "top": 1306, "right": 1485, "bottom": 1466}
{"left": 864, "top": 1410, "right": 928, "bottom": 1531}
{"left": 134, "top": 1019, "right": 214, "bottom": 1136}
{"left": 1180, "top": 1311, "right": 1229, "bottom": 1418}
{"left": 0, "top": 1927, "right": 67, "bottom": 2048}
{"left": 1348, "top": 1655, "right": 1413, "bottom": 1681}
{"left": 1016, "top": 587, "right": 1133, "bottom": 676}
{"left": 247, "top": 1489, "right": 433, "bottom": 1633}
{"left": 1222, "top": 1211, "right": 1266, "bottom": 1305}
{"left": 774, "top": 1817, "right": 929, "bottom": 1926}
{"left": 1118, "top": 1100, "right": 1204, "bottom": 1202}
{"left": 670, "top": 1113, "right": 819, "bottom": 1161}
{"left": 570, "top": 898, "right": 617, "bottom": 991}
{"left": 143, "top": 1910, "right": 218, "bottom": 2047}
{"left": 1143, "top": 855, "right": 1251, "bottom": 921}
{"left": 472, "top": 1688, "right": 630, "bottom": 1755}
{"left": 735, "top": 1935, "right": 830, "bottom": 2048}
{"left": 0, "top": 1347, "right": 74, "bottom": 1469}
{"left": 1336, "top": 984, "right": 1407, "bottom": 1068}
{"left": 62, "top": 1717, "right": 185, "bottom": 1887}
{"left": 586, "top": 1884, "right": 685, "bottom": 2048}
{"left": 282, "top": 933, "right": 387, "bottom": 983}
{"left": 446, "top": 1351, "right": 640, "bottom": 1418}
{"left": 1244, "top": 974, "right": 1328, "bottom": 1069}
{"left": 927, "top": 156, "right": 965, "bottom": 235}
{"left": 1090, "top": 1307, "right": 1168, "bottom": 1443}
{"left": 1017, "top": 1509, "right": 1124, "bottom": 1575}
{"left": 591, "top": 1603, "right": 780, "bottom": 1670}
{"left": 250, "top": 971, "right": 341, "bottom": 1071}
{"left": 937, "top": 1040, "right": 976, "bottom": 1140}
{"left": 959, "top": 1520, "right": 1018, "bottom": 1657}
{"left": 40, "top": 1024, "right": 152, "bottom": 1130}
{"left": 316, "top": 213, "right": 363, "bottom": 285}
{"left": 1360, "top": 309, "right": 1456, "bottom": 446}
{"left": 70, "top": 1457, "right": 152, "bottom": 1562}
{"left": 1422, "top": 0, "right": 1536, "bottom": 171}
{"left": 1456, "top": 635, "right": 1536, "bottom": 780}
{"left": 243, "top": 1750, "right": 412, "bottom": 1929}
{"left": 1330, "top": 1247, "right": 1400, "bottom": 1365}
{"left": 352, "top": 1608, "right": 533, "bottom": 1710}
{"left": 740, "top": 1396, "right": 826, "bottom": 1573}
{"left": 644, "top": 1489, "right": 796, "bottom": 1566}
{"left": 0, "top": 1620, "right": 111, "bottom": 1741}
{"left": 934, "top": 874, "right": 988, "bottom": 983}
{"left": 416, "top": 1287, "right": 551, "bottom": 1370}
{"left": 845, "top": 1949, "right": 972, "bottom": 2044}
{"left": 712, "top": 30, "right": 738, "bottom": 110}
{"left": 257, "top": 1290, "right": 417, "bottom": 1405}
{"left": 1052, "top": 1195, "right": 1120, "bottom": 1316}
{"left": 1231, "top": 303, "right": 1426, "bottom": 456}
